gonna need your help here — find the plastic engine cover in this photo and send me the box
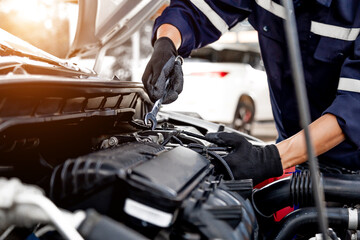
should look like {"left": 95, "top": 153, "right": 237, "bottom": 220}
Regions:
{"left": 50, "top": 141, "right": 256, "bottom": 239}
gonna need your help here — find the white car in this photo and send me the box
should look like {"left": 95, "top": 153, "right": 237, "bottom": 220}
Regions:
{"left": 162, "top": 43, "right": 274, "bottom": 133}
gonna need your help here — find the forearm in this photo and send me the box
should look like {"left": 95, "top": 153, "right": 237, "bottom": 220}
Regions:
{"left": 156, "top": 24, "right": 182, "bottom": 50}
{"left": 276, "top": 113, "right": 345, "bottom": 169}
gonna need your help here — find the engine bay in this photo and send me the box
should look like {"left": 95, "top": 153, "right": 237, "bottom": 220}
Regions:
{"left": 1, "top": 79, "right": 360, "bottom": 240}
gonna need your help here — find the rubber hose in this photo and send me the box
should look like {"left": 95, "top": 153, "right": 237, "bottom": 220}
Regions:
{"left": 322, "top": 173, "right": 360, "bottom": 204}
{"left": 274, "top": 207, "right": 359, "bottom": 240}
{"left": 252, "top": 172, "right": 360, "bottom": 217}
{"left": 252, "top": 177, "right": 292, "bottom": 217}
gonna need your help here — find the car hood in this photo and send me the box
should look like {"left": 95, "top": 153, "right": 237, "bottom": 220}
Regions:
{"left": 68, "top": 0, "right": 168, "bottom": 58}
{"left": 0, "top": 28, "right": 93, "bottom": 74}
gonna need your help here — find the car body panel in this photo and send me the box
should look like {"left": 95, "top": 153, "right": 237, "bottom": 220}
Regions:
{"left": 68, "top": 0, "right": 168, "bottom": 61}
{"left": 0, "top": 76, "right": 151, "bottom": 140}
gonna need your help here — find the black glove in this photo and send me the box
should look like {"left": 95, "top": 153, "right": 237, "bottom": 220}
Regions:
{"left": 205, "top": 132, "right": 283, "bottom": 185}
{"left": 142, "top": 37, "right": 183, "bottom": 104}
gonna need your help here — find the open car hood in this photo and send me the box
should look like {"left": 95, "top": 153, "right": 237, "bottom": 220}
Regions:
{"left": 68, "top": 0, "right": 168, "bottom": 59}
{"left": 0, "top": 28, "right": 93, "bottom": 74}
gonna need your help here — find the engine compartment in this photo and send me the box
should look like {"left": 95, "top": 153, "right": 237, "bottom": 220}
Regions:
{"left": 1, "top": 79, "right": 360, "bottom": 240}
{"left": 1, "top": 122, "right": 258, "bottom": 239}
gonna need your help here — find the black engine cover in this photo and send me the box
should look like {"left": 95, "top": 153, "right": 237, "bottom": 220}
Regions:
{"left": 50, "top": 141, "right": 256, "bottom": 239}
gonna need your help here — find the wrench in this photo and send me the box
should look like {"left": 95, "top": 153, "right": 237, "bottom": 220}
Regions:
{"left": 144, "top": 79, "right": 169, "bottom": 130}
{"left": 144, "top": 56, "right": 183, "bottom": 130}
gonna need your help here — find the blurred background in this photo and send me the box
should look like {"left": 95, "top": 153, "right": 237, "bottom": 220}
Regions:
{"left": 0, "top": 0, "right": 276, "bottom": 141}
{"left": 0, "top": 0, "right": 76, "bottom": 58}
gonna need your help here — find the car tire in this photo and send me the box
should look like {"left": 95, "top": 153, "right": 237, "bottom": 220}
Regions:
{"left": 232, "top": 97, "right": 255, "bottom": 134}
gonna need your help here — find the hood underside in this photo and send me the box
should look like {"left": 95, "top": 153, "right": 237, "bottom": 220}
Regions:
{"left": 68, "top": 0, "right": 168, "bottom": 58}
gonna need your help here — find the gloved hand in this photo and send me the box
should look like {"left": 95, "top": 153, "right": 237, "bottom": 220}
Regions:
{"left": 205, "top": 132, "right": 283, "bottom": 185}
{"left": 142, "top": 37, "right": 183, "bottom": 104}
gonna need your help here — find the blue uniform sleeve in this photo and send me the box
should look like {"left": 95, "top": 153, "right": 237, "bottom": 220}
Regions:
{"left": 152, "top": 0, "right": 253, "bottom": 57}
{"left": 323, "top": 35, "right": 360, "bottom": 148}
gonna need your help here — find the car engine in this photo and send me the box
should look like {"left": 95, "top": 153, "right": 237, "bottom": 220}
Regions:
{"left": 1, "top": 80, "right": 360, "bottom": 240}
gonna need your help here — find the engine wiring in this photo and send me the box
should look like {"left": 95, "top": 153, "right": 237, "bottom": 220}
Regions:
{"left": 159, "top": 129, "right": 235, "bottom": 180}
{"left": 187, "top": 143, "right": 235, "bottom": 180}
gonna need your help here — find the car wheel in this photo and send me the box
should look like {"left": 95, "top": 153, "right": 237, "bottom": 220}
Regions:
{"left": 232, "top": 97, "right": 255, "bottom": 134}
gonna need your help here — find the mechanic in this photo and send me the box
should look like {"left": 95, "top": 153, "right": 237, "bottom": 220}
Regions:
{"left": 142, "top": 0, "right": 360, "bottom": 185}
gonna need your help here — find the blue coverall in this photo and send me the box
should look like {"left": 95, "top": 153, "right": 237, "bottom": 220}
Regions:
{"left": 152, "top": 0, "right": 360, "bottom": 170}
